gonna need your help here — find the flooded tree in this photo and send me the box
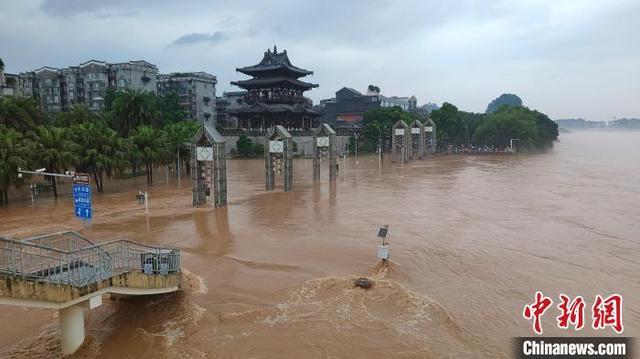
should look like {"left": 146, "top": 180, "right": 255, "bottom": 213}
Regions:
{"left": 0, "top": 125, "right": 28, "bottom": 205}
{"left": 33, "top": 126, "right": 74, "bottom": 199}
{"left": 473, "top": 106, "right": 558, "bottom": 150}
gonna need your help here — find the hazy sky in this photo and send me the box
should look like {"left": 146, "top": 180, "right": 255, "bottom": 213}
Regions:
{"left": 1, "top": 0, "right": 639, "bottom": 120}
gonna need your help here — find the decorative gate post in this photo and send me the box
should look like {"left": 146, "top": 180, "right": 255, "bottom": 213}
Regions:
{"left": 265, "top": 125, "right": 294, "bottom": 191}
{"left": 313, "top": 123, "right": 337, "bottom": 182}
{"left": 410, "top": 120, "right": 425, "bottom": 159}
{"left": 191, "top": 124, "right": 227, "bottom": 207}
{"left": 424, "top": 118, "right": 437, "bottom": 155}
{"left": 391, "top": 120, "right": 410, "bottom": 162}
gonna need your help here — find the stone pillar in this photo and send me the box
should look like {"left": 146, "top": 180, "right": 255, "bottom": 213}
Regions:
{"left": 265, "top": 141, "right": 275, "bottom": 191}
{"left": 312, "top": 140, "right": 320, "bottom": 182}
{"left": 419, "top": 125, "right": 426, "bottom": 159}
{"left": 191, "top": 144, "right": 206, "bottom": 207}
{"left": 60, "top": 305, "right": 85, "bottom": 355}
{"left": 212, "top": 142, "right": 227, "bottom": 207}
{"left": 284, "top": 138, "right": 293, "bottom": 192}
{"left": 329, "top": 135, "right": 337, "bottom": 181}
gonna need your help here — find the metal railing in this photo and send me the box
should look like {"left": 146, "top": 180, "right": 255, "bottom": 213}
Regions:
{"left": 0, "top": 232, "right": 180, "bottom": 288}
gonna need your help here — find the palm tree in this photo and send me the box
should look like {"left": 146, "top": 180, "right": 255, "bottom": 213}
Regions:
{"left": 0, "top": 97, "right": 45, "bottom": 132}
{"left": 111, "top": 89, "right": 159, "bottom": 136}
{"left": 68, "top": 120, "right": 127, "bottom": 192}
{"left": 130, "top": 125, "right": 164, "bottom": 186}
{"left": 33, "top": 126, "right": 75, "bottom": 199}
{"left": 162, "top": 121, "right": 200, "bottom": 176}
{"left": 53, "top": 104, "right": 94, "bottom": 127}
{"left": 0, "top": 125, "right": 28, "bottom": 205}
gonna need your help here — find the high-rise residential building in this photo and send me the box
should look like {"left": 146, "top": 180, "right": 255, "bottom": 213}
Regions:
{"left": 19, "top": 59, "right": 159, "bottom": 112}
{"left": 157, "top": 72, "right": 217, "bottom": 124}
{"left": 109, "top": 60, "right": 157, "bottom": 93}
{"left": 21, "top": 67, "right": 63, "bottom": 112}
{"left": 215, "top": 90, "right": 248, "bottom": 127}
{"left": 0, "top": 60, "right": 22, "bottom": 98}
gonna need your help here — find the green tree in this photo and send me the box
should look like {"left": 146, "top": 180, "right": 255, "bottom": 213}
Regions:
{"left": 158, "top": 92, "right": 187, "bottom": 123}
{"left": 111, "top": 89, "right": 159, "bottom": 136}
{"left": 0, "top": 125, "right": 28, "bottom": 205}
{"left": 485, "top": 93, "right": 523, "bottom": 113}
{"left": 162, "top": 121, "right": 200, "bottom": 174}
{"left": 52, "top": 104, "right": 95, "bottom": 127}
{"left": 103, "top": 87, "right": 117, "bottom": 112}
{"left": 236, "top": 134, "right": 254, "bottom": 157}
{"left": 32, "top": 126, "right": 75, "bottom": 199}
{"left": 68, "top": 120, "right": 127, "bottom": 192}
{"left": 130, "top": 125, "right": 164, "bottom": 186}
{"left": 0, "top": 97, "right": 46, "bottom": 132}
{"left": 362, "top": 106, "right": 412, "bottom": 151}
{"left": 473, "top": 106, "right": 556, "bottom": 150}
{"left": 252, "top": 143, "right": 265, "bottom": 155}
{"left": 429, "top": 103, "right": 469, "bottom": 147}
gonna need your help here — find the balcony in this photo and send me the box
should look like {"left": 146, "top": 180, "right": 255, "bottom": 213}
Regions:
{"left": 244, "top": 94, "right": 307, "bottom": 105}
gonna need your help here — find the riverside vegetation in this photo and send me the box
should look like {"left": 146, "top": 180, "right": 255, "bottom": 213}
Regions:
{"left": 0, "top": 89, "right": 199, "bottom": 205}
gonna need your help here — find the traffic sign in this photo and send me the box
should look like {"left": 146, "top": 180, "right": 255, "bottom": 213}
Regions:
{"left": 73, "top": 183, "right": 92, "bottom": 220}
{"left": 73, "top": 173, "right": 90, "bottom": 184}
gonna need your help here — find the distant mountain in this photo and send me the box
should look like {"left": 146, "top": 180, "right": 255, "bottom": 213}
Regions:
{"left": 486, "top": 94, "right": 523, "bottom": 113}
{"left": 555, "top": 119, "right": 605, "bottom": 129}
{"left": 610, "top": 118, "right": 640, "bottom": 129}
{"left": 555, "top": 118, "right": 640, "bottom": 129}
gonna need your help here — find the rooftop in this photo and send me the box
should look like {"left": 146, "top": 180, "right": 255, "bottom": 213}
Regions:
{"left": 236, "top": 46, "right": 313, "bottom": 77}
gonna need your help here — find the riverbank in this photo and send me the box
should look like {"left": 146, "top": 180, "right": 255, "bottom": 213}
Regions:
{"left": 0, "top": 131, "right": 639, "bottom": 358}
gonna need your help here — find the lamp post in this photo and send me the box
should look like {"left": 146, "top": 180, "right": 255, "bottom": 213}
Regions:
{"left": 18, "top": 168, "right": 75, "bottom": 204}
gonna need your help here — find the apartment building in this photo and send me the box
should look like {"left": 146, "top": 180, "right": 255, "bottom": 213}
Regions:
{"left": 157, "top": 72, "right": 216, "bottom": 124}
{"left": 0, "top": 61, "right": 22, "bottom": 98}
{"left": 20, "top": 60, "right": 158, "bottom": 112}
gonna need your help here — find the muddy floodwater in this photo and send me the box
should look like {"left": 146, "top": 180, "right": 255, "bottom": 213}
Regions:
{"left": 1, "top": 131, "right": 639, "bottom": 358}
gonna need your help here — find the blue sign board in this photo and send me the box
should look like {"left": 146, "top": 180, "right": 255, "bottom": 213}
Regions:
{"left": 73, "top": 183, "right": 92, "bottom": 220}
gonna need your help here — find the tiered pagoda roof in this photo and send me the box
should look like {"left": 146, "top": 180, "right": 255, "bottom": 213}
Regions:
{"left": 231, "top": 77, "right": 318, "bottom": 91}
{"left": 229, "top": 46, "right": 320, "bottom": 129}
{"left": 236, "top": 47, "right": 313, "bottom": 78}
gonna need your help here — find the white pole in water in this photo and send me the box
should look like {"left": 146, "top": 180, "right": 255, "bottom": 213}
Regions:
{"left": 144, "top": 191, "right": 149, "bottom": 214}
{"left": 177, "top": 146, "right": 181, "bottom": 184}
{"left": 60, "top": 305, "right": 85, "bottom": 355}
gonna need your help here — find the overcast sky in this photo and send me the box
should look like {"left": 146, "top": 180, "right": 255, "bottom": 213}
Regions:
{"left": 1, "top": 0, "right": 638, "bottom": 120}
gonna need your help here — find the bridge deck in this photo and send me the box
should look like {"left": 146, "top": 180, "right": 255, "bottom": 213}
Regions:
{"left": 0, "top": 231, "right": 181, "bottom": 291}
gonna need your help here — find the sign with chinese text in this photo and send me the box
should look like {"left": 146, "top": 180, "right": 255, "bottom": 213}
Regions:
{"left": 73, "top": 183, "right": 92, "bottom": 220}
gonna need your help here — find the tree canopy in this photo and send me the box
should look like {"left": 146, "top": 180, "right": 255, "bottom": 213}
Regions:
{"left": 359, "top": 99, "right": 557, "bottom": 153}
{"left": 474, "top": 106, "right": 558, "bottom": 151}
{"left": 486, "top": 93, "right": 523, "bottom": 113}
{"left": 0, "top": 87, "right": 204, "bottom": 205}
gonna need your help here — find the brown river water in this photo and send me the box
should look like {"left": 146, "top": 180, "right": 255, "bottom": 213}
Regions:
{"left": 0, "top": 131, "right": 639, "bottom": 358}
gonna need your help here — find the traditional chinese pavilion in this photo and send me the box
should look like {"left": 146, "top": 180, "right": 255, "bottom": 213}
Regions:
{"left": 229, "top": 46, "right": 320, "bottom": 130}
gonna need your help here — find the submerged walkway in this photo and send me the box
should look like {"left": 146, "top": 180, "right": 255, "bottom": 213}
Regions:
{"left": 0, "top": 231, "right": 182, "bottom": 354}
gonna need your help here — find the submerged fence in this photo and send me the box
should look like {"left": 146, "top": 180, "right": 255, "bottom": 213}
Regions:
{"left": 0, "top": 231, "right": 180, "bottom": 287}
